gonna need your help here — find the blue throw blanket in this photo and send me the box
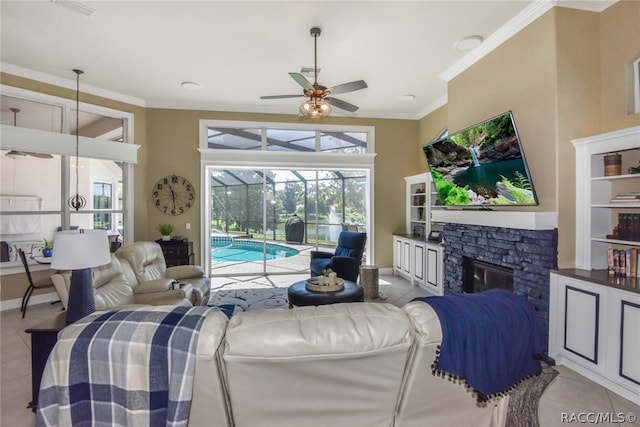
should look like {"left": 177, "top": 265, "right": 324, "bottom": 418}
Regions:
{"left": 413, "top": 289, "right": 544, "bottom": 402}
{"left": 36, "top": 305, "right": 215, "bottom": 427}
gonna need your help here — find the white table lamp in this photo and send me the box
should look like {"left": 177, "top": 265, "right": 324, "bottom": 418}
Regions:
{"left": 51, "top": 229, "right": 111, "bottom": 323}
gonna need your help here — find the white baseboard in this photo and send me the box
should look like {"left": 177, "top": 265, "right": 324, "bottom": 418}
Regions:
{"left": 0, "top": 291, "right": 59, "bottom": 312}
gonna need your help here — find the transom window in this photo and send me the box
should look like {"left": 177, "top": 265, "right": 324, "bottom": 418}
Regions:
{"left": 205, "top": 123, "right": 371, "bottom": 153}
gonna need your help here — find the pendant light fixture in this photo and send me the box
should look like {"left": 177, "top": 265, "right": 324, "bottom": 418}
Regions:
{"left": 68, "top": 68, "right": 86, "bottom": 211}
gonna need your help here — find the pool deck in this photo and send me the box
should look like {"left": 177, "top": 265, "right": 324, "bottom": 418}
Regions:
{"left": 210, "top": 241, "right": 324, "bottom": 276}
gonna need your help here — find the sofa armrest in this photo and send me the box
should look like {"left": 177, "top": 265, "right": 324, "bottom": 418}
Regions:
{"left": 134, "top": 289, "right": 191, "bottom": 305}
{"left": 134, "top": 278, "right": 176, "bottom": 294}
{"left": 166, "top": 265, "right": 205, "bottom": 280}
{"left": 401, "top": 301, "right": 443, "bottom": 344}
{"left": 309, "top": 250, "right": 333, "bottom": 260}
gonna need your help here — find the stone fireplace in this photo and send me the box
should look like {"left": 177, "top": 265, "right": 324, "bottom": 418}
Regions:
{"left": 442, "top": 222, "right": 558, "bottom": 345}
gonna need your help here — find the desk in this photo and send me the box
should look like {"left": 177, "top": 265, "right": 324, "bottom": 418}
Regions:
{"left": 32, "top": 256, "right": 52, "bottom": 265}
{"left": 25, "top": 312, "right": 66, "bottom": 412}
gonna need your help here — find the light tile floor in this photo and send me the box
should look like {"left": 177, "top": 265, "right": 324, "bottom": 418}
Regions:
{"left": 1, "top": 274, "right": 638, "bottom": 426}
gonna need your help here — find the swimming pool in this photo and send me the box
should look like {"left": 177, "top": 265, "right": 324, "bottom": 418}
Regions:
{"left": 211, "top": 237, "right": 299, "bottom": 262}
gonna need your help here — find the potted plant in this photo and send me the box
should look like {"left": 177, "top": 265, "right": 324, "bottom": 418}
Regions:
{"left": 157, "top": 224, "right": 174, "bottom": 241}
{"left": 42, "top": 238, "right": 53, "bottom": 257}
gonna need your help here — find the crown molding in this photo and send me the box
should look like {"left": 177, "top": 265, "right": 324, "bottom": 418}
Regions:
{"left": 439, "top": 0, "right": 618, "bottom": 84}
{"left": 1, "top": 62, "right": 147, "bottom": 107}
{"left": 440, "top": 1, "right": 555, "bottom": 83}
{"left": 554, "top": 0, "right": 618, "bottom": 13}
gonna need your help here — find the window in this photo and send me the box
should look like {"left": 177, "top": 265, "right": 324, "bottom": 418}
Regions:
{"left": 0, "top": 87, "right": 136, "bottom": 270}
{"left": 200, "top": 119, "right": 375, "bottom": 277}
{"left": 93, "top": 181, "right": 113, "bottom": 230}
{"left": 204, "top": 121, "right": 373, "bottom": 153}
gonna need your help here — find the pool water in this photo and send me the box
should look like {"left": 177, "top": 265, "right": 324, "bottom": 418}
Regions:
{"left": 211, "top": 237, "right": 299, "bottom": 262}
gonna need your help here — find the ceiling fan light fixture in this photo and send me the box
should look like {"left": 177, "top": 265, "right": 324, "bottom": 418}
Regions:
{"left": 300, "top": 99, "right": 332, "bottom": 118}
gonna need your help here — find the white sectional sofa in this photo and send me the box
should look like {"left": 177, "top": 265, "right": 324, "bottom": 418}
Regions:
{"left": 186, "top": 302, "right": 509, "bottom": 427}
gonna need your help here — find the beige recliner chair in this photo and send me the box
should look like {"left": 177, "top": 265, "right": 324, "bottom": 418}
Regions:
{"left": 50, "top": 254, "right": 192, "bottom": 312}
{"left": 115, "top": 241, "right": 210, "bottom": 305}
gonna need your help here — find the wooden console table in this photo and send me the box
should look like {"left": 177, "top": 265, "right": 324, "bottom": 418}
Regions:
{"left": 25, "top": 312, "right": 66, "bottom": 412}
{"left": 156, "top": 239, "right": 194, "bottom": 267}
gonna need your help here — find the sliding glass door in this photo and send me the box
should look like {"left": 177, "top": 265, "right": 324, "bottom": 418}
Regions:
{"left": 206, "top": 167, "right": 369, "bottom": 277}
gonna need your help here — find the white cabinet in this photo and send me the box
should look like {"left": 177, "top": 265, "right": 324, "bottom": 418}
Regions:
{"left": 393, "top": 235, "right": 443, "bottom": 296}
{"left": 394, "top": 173, "right": 443, "bottom": 295}
{"left": 394, "top": 235, "right": 411, "bottom": 277}
{"left": 549, "top": 270, "right": 640, "bottom": 405}
{"left": 412, "top": 241, "right": 426, "bottom": 284}
{"left": 425, "top": 244, "right": 444, "bottom": 295}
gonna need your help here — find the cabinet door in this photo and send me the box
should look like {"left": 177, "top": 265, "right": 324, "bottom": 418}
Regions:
{"left": 564, "top": 284, "right": 601, "bottom": 365}
{"left": 426, "top": 247, "right": 439, "bottom": 289}
{"left": 412, "top": 242, "right": 426, "bottom": 283}
{"left": 393, "top": 237, "right": 404, "bottom": 272}
{"left": 401, "top": 240, "right": 411, "bottom": 275}
{"left": 611, "top": 291, "right": 640, "bottom": 388}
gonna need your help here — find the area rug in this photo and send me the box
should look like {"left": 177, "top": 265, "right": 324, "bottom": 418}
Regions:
{"left": 204, "top": 287, "right": 289, "bottom": 317}
{"left": 506, "top": 363, "right": 559, "bottom": 427}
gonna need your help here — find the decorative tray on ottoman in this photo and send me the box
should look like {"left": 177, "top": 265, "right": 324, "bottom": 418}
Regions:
{"left": 306, "top": 277, "right": 345, "bottom": 292}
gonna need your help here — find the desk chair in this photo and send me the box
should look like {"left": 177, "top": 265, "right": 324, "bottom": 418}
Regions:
{"left": 17, "top": 248, "right": 55, "bottom": 318}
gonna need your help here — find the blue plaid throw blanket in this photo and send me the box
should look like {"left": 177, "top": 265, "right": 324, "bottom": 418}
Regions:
{"left": 36, "top": 305, "right": 215, "bottom": 427}
{"left": 413, "top": 289, "right": 544, "bottom": 403}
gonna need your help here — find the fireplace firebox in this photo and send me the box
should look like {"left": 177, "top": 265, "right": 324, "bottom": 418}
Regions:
{"left": 463, "top": 257, "right": 513, "bottom": 293}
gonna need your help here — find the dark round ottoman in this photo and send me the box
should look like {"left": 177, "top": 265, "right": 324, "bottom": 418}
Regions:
{"left": 287, "top": 280, "right": 364, "bottom": 308}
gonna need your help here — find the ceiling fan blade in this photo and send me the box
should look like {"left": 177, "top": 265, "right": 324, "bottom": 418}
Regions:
{"left": 27, "top": 152, "right": 54, "bottom": 159}
{"left": 327, "top": 80, "right": 368, "bottom": 96}
{"left": 5, "top": 150, "right": 27, "bottom": 157}
{"left": 289, "top": 73, "right": 314, "bottom": 91}
{"left": 327, "top": 97, "right": 359, "bottom": 113}
{"left": 260, "top": 94, "right": 305, "bottom": 100}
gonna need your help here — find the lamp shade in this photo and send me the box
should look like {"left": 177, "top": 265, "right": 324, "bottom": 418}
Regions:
{"left": 51, "top": 229, "right": 111, "bottom": 270}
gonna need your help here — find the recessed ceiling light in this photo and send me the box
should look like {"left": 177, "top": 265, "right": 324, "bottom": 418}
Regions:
{"left": 181, "top": 81, "right": 201, "bottom": 91}
{"left": 398, "top": 94, "right": 416, "bottom": 102}
{"left": 455, "top": 36, "right": 484, "bottom": 52}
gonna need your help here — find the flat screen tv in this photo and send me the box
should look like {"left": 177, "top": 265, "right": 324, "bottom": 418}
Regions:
{"left": 423, "top": 111, "right": 538, "bottom": 207}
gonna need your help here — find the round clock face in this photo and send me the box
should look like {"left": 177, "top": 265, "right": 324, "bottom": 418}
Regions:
{"left": 152, "top": 175, "right": 195, "bottom": 216}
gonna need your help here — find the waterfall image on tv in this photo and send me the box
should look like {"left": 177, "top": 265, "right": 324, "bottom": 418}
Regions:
{"left": 423, "top": 111, "right": 538, "bottom": 207}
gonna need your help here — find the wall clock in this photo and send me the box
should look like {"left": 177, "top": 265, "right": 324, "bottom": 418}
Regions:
{"left": 152, "top": 175, "right": 195, "bottom": 216}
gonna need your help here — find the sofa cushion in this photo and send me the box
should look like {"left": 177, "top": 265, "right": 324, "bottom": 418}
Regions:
{"left": 223, "top": 303, "right": 412, "bottom": 427}
{"left": 116, "top": 242, "right": 166, "bottom": 282}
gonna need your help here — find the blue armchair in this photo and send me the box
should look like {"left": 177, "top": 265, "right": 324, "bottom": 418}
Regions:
{"left": 310, "top": 231, "right": 367, "bottom": 282}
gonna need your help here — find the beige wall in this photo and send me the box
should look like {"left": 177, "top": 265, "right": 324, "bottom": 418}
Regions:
{"left": 416, "top": 1, "right": 640, "bottom": 269}
{"left": 145, "top": 108, "right": 418, "bottom": 266}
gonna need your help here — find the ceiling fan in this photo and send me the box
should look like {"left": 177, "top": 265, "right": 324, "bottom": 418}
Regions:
{"left": 5, "top": 108, "right": 53, "bottom": 159}
{"left": 260, "top": 27, "right": 368, "bottom": 118}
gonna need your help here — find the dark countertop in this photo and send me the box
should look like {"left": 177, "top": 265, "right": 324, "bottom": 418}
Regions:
{"left": 393, "top": 233, "right": 443, "bottom": 245}
{"left": 552, "top": 268, "right": 640, "bottom": 295}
